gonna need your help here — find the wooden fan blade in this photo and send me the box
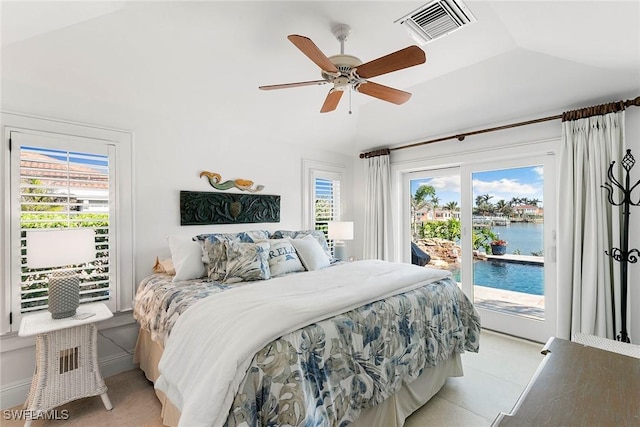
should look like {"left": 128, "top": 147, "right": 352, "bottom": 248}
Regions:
{"left": 320, "top": 89, "right": 343, "bottom": 113}
{"left": 259, "top": 80, "right": 328, "bottom": 90}
{"left": 355, "top": 46, "right": 426, "bottom": 79}
{"left": 288, "top": 35, "right": 339, "bottom": 73}
{"left": 356, "top": 81, "right": 411, "bottom": 105}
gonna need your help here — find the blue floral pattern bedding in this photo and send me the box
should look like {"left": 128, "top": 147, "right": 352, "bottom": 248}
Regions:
{"left": 133, "top": 272, "right": 480, "bottom": 426}
{"left": 134, "top": 274, "right": 233, "bottom": 344}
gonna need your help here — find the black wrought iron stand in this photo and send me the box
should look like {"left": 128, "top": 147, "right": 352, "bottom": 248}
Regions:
{"left": 602, "top": 149, "right": 640, "bottom": 343}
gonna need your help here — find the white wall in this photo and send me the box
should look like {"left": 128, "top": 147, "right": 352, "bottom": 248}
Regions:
{"left": 0, "top": 50, "right": 352, "bottom": 412}
{"left": 353, "top": 107, "right": 640, "bottom": 344}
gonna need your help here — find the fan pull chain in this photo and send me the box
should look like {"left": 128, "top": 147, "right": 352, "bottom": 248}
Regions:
{"left": 349, "top": 87, "right": 352, "bottom": 115}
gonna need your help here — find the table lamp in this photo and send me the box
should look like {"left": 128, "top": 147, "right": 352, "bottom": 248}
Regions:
{"left": 328, "top": 221, "right": 354, "bottom": 261}
{"left": 26, "top": 228, "right": 96, "bottom": 319}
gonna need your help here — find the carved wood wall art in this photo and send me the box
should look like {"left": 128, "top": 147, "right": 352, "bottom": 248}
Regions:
{"left": 180, "top": 191, "right": 280, "bottom": 225}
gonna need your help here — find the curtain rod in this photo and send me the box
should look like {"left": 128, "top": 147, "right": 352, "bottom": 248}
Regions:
{"left": 359, "top": 95, "right": 640, "bottom": 158}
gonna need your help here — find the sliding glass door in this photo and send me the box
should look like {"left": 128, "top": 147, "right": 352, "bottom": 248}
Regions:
{"left": 462, "top": 155, "right": 556, "bottom": 342}
{"left": 404, "top": 155, "right": 556, "bottom": 342}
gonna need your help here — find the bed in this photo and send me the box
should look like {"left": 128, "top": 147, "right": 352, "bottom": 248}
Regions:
{"left": 133, "top": 230, "right": 480, "bottom": 427}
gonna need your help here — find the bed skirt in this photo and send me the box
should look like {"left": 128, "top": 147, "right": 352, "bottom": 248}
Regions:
{"left": 134, "top": 328, "right": 463, "bottom": 427}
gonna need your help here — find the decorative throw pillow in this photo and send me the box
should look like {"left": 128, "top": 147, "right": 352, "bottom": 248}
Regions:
{"left": 242, "top": 230, "right": 270, "bottom": 241}
{"left": 202, "top": 235, "right": 240, "bottom": 282}
{"left": 223, "top": 241, "right": 271, "bottom": 283}
{"left": 168, "top": 235, "right": 206, "bottom": 282}
{"left": 196, "top": 231, "right": 270, "bottom": 266}
{"left": 195, "top": 230, "right": 269, "bottom": 244}
{"left": 260, "top": 239, "right": 305, "bottom": 277}
{"left": 290, "top": 234, "right": 331, "bottom": 271}
{"left": 271, "top": 229, "right": 334, "bottom": 261}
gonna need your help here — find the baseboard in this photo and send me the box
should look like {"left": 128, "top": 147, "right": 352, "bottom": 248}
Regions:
{"left": 0, "top": 349, "right": 136, "bottom": 410}
{"left": 99, "top": 348, "right": 137, "bottom": 379}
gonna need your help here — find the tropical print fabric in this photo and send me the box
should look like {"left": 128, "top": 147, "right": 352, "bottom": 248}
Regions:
{"left": 202, "top": 236, "right": 237, "bottom": 281}
{"left": 195, "top": 230, "right": 271, "bottom": 244}
{"left": 133, "top": 272, "right": 480, "bottom": 426}
{"left": 133, "top": 273, "right": 233, "bottom": 343}
{"left": 225, "top": 276, "right": 480, "bottom": 426}
{"left": 223, "top": 241, "right": 271, "bottom": 283}
{"left": 198, "top": 231, "right": 269, "bottom": 281}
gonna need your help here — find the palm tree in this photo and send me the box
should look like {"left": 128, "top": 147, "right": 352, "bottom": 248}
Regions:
{"left": 510, "top": 197, "right": 525, "bottom": 218}
{"left": 444, "top": 201, "right": 459, "bottom": 211}
{"left": 430, "top": 196, "right": 440, "bottom": 221}
{"left": 411, "top": 184, "right": 435, "bottom": 238}
{"left": 495, "top": 199, "right": 513, "bottom": 217}
{"left": 475, "top": 193, "right": 494, "bottom": 216}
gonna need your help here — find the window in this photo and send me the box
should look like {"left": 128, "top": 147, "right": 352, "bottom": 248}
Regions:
{"left": 302, "top": 160, "right": 347, "bottom": 253}
{"left": 15, "top": 145, "right": 112, "bottom": 313}
{"left": 314, "top": 176, "right": 342, "bottom": 250}
{"left": 2, "top": 114, "right": 134, "bottom": 334}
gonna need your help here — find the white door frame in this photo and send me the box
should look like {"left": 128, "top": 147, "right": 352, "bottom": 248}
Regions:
{"left": 395, "top": 142, "right": 558, "bottom": 343}
{"left": 461, "top": 154, "right": 557, "bottom": 342}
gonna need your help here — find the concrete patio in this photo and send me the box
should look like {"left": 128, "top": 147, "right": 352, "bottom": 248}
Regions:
{"left": 473, "top": 285, "right": 545, "bottom": 320}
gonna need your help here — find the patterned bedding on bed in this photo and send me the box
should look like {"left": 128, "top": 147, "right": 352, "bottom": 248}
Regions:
{"left": 134, "top": 273, "right": 235, "bottom": 344}
{"left": 133, "top": 271, "right": 480, "bottom": 427}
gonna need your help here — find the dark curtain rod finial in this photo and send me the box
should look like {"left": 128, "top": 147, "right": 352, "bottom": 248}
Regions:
{"left": 359, "top": 148, "right": 391, "bottom": 159}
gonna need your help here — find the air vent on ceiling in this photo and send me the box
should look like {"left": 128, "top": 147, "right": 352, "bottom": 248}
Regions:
{"left": 395, "top": 0, "right": 477, "bottom": 45}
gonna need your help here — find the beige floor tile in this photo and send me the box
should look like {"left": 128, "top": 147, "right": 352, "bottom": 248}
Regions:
{"left": 435, "top": 365, "right": 525, "bottom": 421}
{"left": 462, "top": 331, "right": 544, "bottom": 386}
{"left": 405, "top": 395, "right": 490, "bottom": 427}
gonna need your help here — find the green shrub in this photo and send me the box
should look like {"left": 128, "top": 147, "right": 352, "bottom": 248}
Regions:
{"left": 421, "top": 218, "right": 461, "bottom": 241}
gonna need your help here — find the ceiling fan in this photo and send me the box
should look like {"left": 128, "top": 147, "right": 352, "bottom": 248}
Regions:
{"left": 259, "top": 24, "right": 426, "bottom": 113}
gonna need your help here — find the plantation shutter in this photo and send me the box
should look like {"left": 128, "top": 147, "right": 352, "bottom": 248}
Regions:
{"left": 12, "top": 133, "right": 113, "bottom": 313}
{"left": 314, "top": 176, "right": 341, "bottom": 250}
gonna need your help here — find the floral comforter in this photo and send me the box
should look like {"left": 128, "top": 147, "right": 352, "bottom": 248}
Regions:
{"left": 133, "top": 269, "right": 480, "bottom": 427}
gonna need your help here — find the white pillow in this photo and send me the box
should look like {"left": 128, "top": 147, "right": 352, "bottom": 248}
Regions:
{"left": 260, "top": 239, "right": 305, "bottom": 277}
{"left": 168, "top": 235, "right": 206, "bottom": 282}
{"left": 290, "top": 234, "right": 331, "bottom": 271}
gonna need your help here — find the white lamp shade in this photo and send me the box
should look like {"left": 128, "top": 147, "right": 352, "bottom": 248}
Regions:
{"left": 26, "top": 229, "right": 96, "bottom": 268}
{"left": 328, "top": 221, "right": 354, "bottom": 241}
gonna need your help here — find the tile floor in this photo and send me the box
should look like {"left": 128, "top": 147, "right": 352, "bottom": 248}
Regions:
{"left": 405, "top": 330, "right": 544, "bottom": 426}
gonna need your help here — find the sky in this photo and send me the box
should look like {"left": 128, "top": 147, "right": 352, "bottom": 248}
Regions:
{"left": 410, "top": 165, "right": 544, "bottom": 207}
{"left": 25, "top": 146, "right": 109, "bottom": 168}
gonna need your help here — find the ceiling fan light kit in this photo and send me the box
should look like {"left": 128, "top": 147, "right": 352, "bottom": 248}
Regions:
{"left": 259, "top": 24, "right": 426, "bottom": 113}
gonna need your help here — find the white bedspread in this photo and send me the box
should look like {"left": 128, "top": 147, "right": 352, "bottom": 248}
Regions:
{"left": 155, "top": 260, "right": 450, "bottom": 427}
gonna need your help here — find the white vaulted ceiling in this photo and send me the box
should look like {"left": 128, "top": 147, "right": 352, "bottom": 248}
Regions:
{"left": 1, "top": 1, "right": 639, "bottom": 155}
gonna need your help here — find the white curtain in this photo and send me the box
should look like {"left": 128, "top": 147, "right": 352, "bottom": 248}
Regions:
{"left": 558, "top": 111, "right": 625, "bottom": 339}
{"left": 363, "top": 154, "right": 393, "bottom": 260}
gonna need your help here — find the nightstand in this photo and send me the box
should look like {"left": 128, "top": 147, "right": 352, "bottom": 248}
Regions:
{"left": 18, "top": 302, "right": 113, "bottom": 427}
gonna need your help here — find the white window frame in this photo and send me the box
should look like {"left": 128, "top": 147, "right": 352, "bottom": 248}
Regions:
{"left": 302, "top": 159, "right": 347, "bottom": 248}
{"left": 1, "top": 112, "right": 135, "bottom": 335}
